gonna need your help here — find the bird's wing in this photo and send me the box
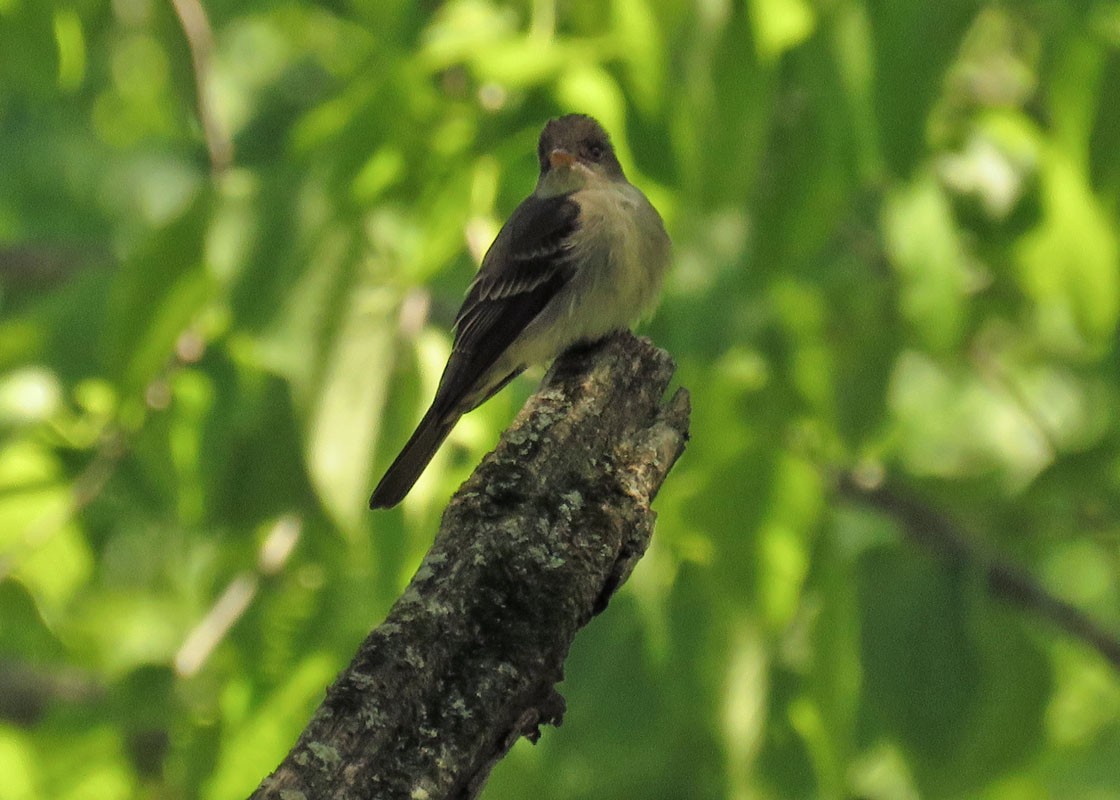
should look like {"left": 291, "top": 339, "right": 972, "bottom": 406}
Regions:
{"left": 433, "top": 192, "right": 580, "bottom": 415}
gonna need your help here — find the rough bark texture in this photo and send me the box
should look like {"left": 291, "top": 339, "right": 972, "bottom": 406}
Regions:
{"left": 251, "top": 332, "right": 690, "bottom": 800}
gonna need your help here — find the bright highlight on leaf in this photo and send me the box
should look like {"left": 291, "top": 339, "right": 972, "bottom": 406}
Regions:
{"left": 52, "top": 8, "right": 85, "bottom": 91}
{"left": 748, "top": 0, "right": 816, "bottom": 62}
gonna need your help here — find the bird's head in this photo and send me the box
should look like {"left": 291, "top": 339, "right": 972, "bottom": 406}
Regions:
{"left": 535, "top": 114, "right": 626, "bottom": 196}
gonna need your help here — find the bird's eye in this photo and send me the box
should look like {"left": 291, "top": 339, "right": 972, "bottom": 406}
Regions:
{"left": 586, "top": 143, "right": 604, "bottom": 161}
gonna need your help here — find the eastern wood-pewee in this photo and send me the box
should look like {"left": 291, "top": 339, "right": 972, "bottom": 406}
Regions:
{"left": 369, "top": 114, "right": 671, "bottom": 508}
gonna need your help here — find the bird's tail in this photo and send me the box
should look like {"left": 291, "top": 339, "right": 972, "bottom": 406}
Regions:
{"left": 369, "top": 405, "right": 459, "bottom": 509}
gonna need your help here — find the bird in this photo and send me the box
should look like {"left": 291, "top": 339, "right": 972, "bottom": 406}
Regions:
{"left": 369, "top": 114, "right": 671, "bottom": 509}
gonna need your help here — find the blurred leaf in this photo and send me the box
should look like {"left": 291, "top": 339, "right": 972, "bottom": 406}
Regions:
{"left": 204, "top": 653, "right": 338, "bottom": 800}
{"left": 943, "top": 602, "right": 1049, "bottom": 793}
{"left": 102, "top": 192, "right": 214, "bottom": 394}
{"left": 1088, "top": 51, "right": 1120, "bottom": 203}
{"left": 67, "top": 590, "right": 185, "bottom": 675}
{"left": 0, "top": 2, "right": 57, "bottom": 97}
{"left": 1016, "top": 152, "right": 1120, "bottom": 354}
{"left": 883, "top": 173, "right": 970, "bottom": 352}
{"left": 609, "top": 0, "right": 665, "bottom": 114}
{"left": 555, "top": 65, "right": 628, "bottom": 151}
{"left": 748, "top": 0, "right": 816, "bottom": 63}
{"left": 757, "top": 452, "right": 824, "bottom": 629}
{"left": 38, "top": 723, "right": 135, "bottom": 800}
{"left": 0, "top": 582, "right": 65, "bottom": 661}
{"left": 305, "top": 282, "right": 399, "bottom": 531}
{"left": 1046, "top": 721, "right": 1120, "bottom": 797}
{"left": 859, "top": 546, "right": 1049, "bottom": 796}
{"left": 860, "top": 550, "right": 981, "bottom": 761}
{"left": 868, "top": 0, "right": 979, "bottom": 177}
{"left": 888, "top": 351, "right": 1054, "bottom": 483}
{"left": 0, "top": 440, "right": 91, "bottom": 615}
{"left": 0, "top": 726, "right": 37, "bottom": 800}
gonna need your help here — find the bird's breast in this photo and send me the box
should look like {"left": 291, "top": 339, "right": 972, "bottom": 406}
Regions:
{"left": 491, "top": 181, "right": 670, "bottom": 373}
{"left": 567, "top": 182, "right": 670, "bottom": 324}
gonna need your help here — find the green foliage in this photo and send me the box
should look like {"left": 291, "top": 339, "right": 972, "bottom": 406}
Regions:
{"left": 2, "top": 0, "right": 1120, "bottom": 797}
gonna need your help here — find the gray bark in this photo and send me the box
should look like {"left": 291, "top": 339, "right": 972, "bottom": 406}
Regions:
{"left": 251, "top": 332, "right": 690, "bottom": 800}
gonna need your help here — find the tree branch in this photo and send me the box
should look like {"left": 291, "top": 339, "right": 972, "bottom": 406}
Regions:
{"left": 840, "top": 475, "right": 1120, "bottom": 670}
{"left": 170, "top": 0, "right": 232, "bottom": 174}
{"left": 251, "top": 332, "right": 690, "bottom": 800}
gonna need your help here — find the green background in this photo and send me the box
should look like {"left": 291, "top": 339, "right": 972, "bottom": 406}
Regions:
{"left": 2, "top": 0, "right": 1119, "bottom": 797}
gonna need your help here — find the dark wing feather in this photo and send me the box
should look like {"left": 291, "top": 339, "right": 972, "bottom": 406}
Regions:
{"left": 433, "top": 193, "right": 579, "bottom": 415}
{"left": 454, "top": 193, "right": 579, "bottom": 326}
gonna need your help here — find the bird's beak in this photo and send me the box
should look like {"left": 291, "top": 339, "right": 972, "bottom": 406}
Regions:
{"left": 548, "top": 148, "right": 576, "bottom": 169}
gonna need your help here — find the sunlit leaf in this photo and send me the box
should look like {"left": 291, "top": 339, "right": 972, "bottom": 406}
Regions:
{"left": 748, "top": 0, "right": 816, "bottom": 63}
{"left": 883, "top": 173, "right": 971, "bottom": 352}
{"left": 0, "top": 728, "right": 37, "bottom": 800}
{"left": 305, "top": 283, "right": 399, "bottom": 531}
{"left": 1016, "top": 153, "right": 1120, "bottom": 354}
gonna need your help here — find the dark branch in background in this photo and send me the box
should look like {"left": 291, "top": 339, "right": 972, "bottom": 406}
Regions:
{"left": 0, "top": 243, "right": 110, "bottom": 288}
{"left": 170, "top": 0, "right": 233, "bottom": 174}
{"left": 252, "top": 333, "right": 690, "bottom": 800}
{"left": 840, "top": 475, "right": 1120, "bottom": 670}
{"left": 0, "top": 660, "right": 103, "bottom": 727}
